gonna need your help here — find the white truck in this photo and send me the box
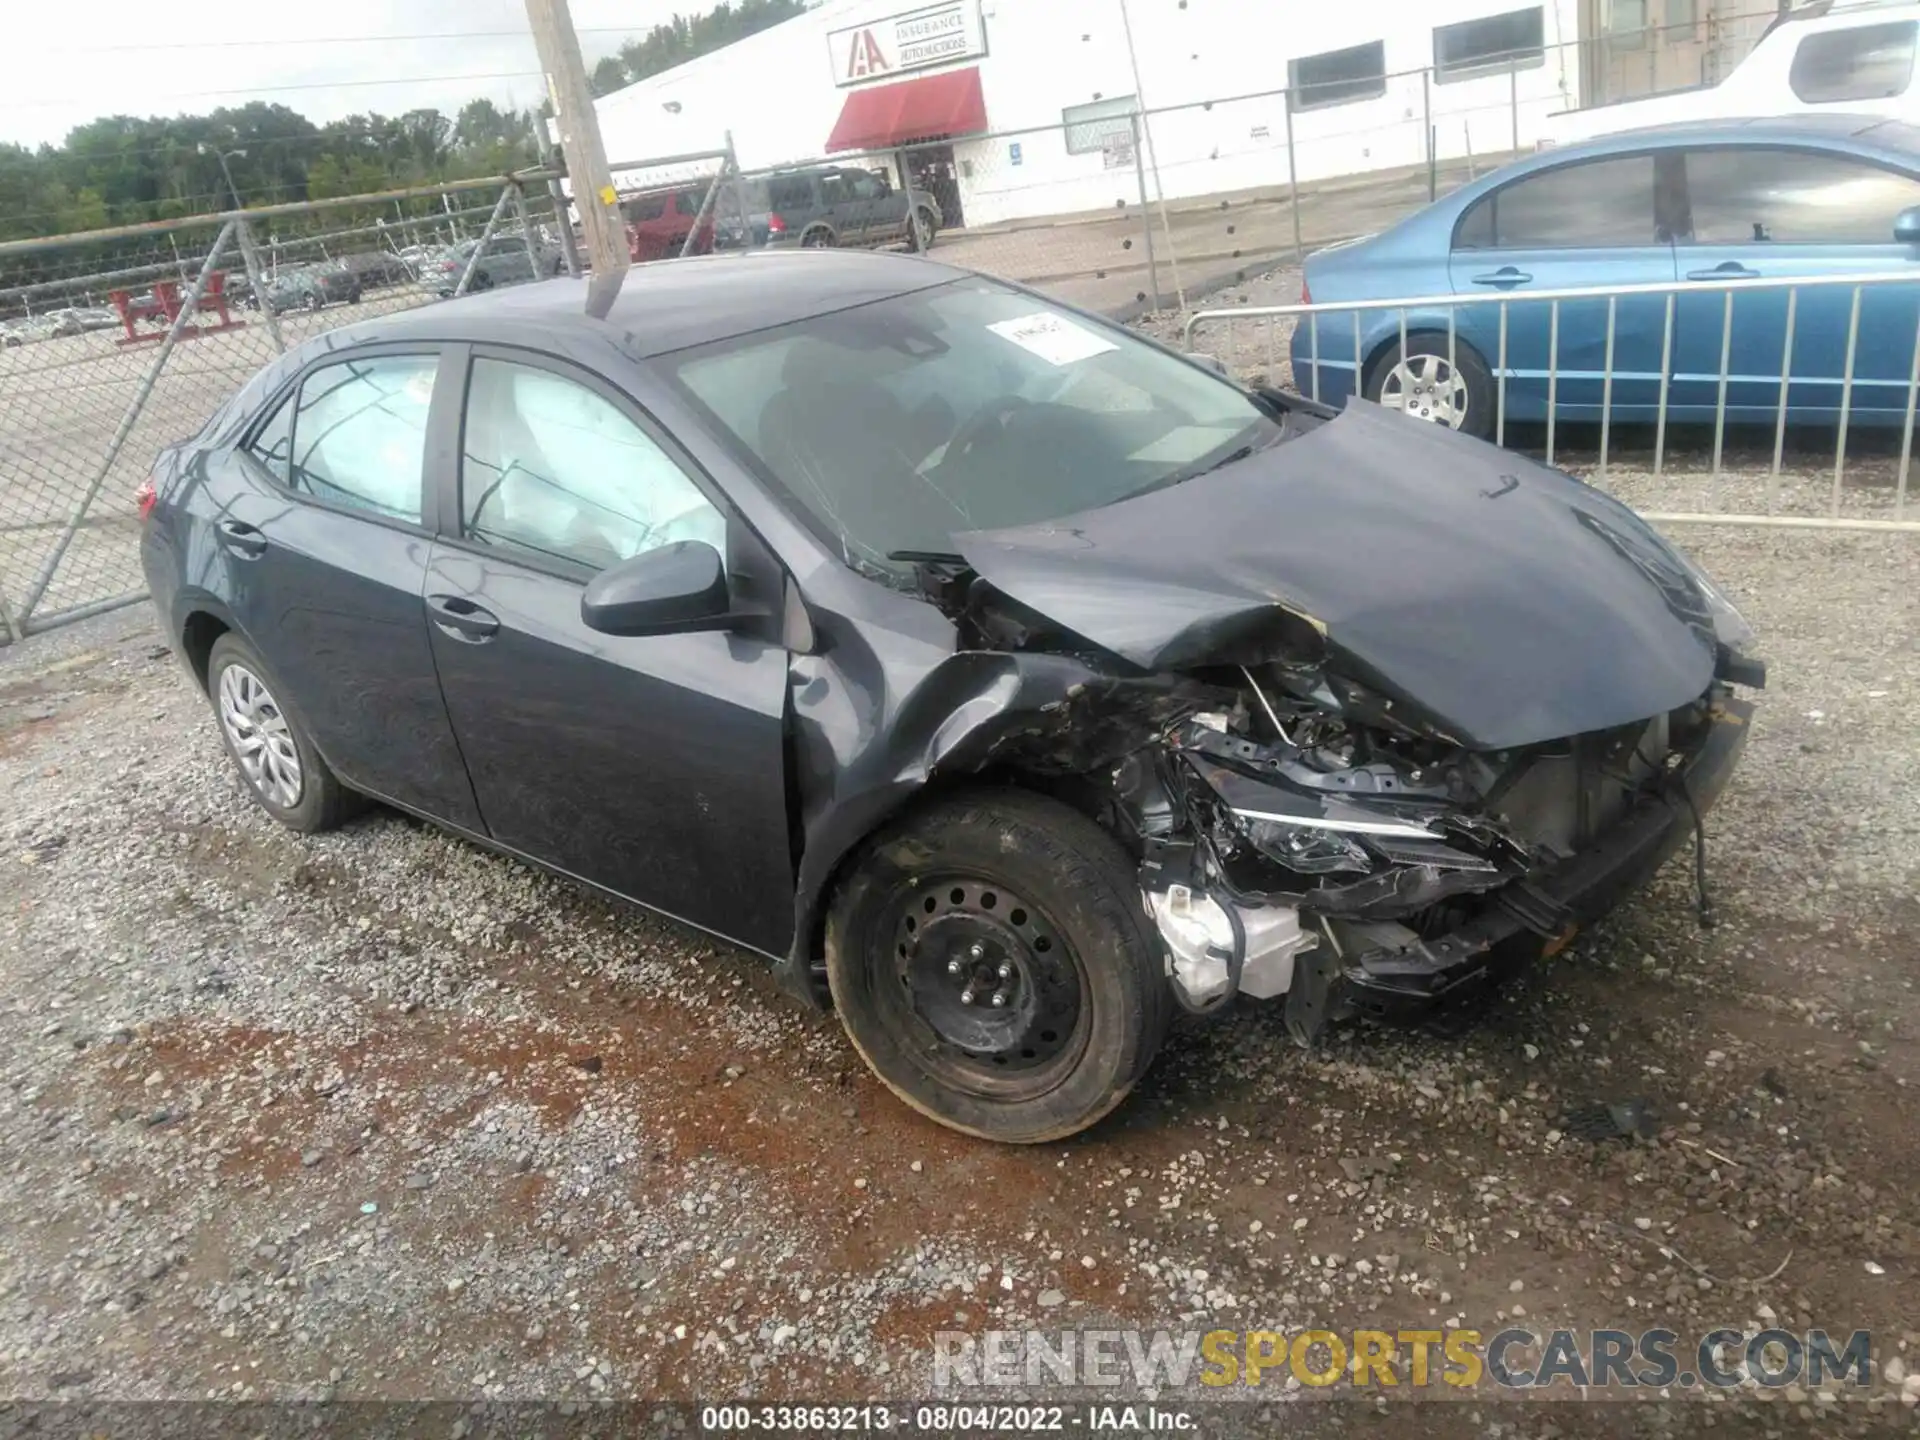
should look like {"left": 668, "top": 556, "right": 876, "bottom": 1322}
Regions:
{"left": 1541, "top": 2, "right": 1920, "bottom": 146}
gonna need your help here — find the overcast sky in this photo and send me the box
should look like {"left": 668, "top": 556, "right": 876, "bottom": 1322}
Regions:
{"left": 8, "top": 0, "right": 700, "bottom": 148}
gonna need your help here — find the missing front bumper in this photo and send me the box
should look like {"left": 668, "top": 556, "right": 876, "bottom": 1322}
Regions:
{"left": 1283, "top": 694, "right": 1753, "bottom": 1042}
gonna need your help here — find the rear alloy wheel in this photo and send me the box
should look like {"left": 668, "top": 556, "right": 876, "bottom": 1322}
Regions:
{"left": 801, "top": 226, "right": 834, "bottom": 249}
{"left": 826, "top": 789, "right": 1170, "bottom": 1143}
{"left": 1366, "top": 334, "right": 1495, "bottom": 439}
{"left": 912, "top": 206, "right": 936, "bottom": 252}
{"left": 206, "top": 633, "right": 358, "bottom": 834}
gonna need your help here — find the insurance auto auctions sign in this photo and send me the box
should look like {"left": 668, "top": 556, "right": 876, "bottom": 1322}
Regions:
{"left": 828, "top": 2, "right": 986, "bottom": 86}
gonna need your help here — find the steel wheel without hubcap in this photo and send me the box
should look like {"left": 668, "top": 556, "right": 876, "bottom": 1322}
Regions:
{"left": 218, "top": 663, "right": 303, "bottom": 809}
{"left": 1380, "top": 351, "right": 1469, "bottom": 429}
{"left": 883, "top": 876, "right": 1089, "bottom": 1100}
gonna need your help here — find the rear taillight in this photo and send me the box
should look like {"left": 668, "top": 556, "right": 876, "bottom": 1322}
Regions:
{"left": 1300, "top": 277, "right": 1312, "bottom": 305}
{"left": 767, "top": 213, "right": 787, "bottom": 237}
{"left": 135, "top": 478, "right": 157, "bottom": 521}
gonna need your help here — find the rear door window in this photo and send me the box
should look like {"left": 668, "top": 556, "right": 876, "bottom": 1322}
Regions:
{"left": 246, "top": 395, "right": 294, "bottom": 486}
{"left": 1682, "top": 146, "right": 1920, "bottom": 243}
{"left": 285, "top": 354, "right": 438, "bottom": 523}
{"left": 1454, "top": 154, "right": 1660, "bottom": 247}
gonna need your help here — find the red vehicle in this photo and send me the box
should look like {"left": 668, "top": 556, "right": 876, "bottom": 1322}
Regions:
{"left": 621, "top": 186, "right": 715, "bottom": 262}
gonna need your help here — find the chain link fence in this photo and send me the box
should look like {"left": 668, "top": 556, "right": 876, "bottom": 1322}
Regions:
{"left": 0, "top": 8, "right": 1790, "bottom": 646}
{"left": 0, "top": 173, "right": 570, "bottom": 644}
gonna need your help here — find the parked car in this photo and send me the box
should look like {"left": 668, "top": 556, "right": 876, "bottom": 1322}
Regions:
{"left": 28, "top": 306, "right": 120, "bottom": 337}
{"left": 139, "top": 251, "right": 1760, "bottom": 1143}
{"left": 622, "top": 186, "right": 716, "bottom": 261}
{"left": 1542, "top": 2, "right": 1920, "bottom": 148}
{"left": 1290, "top": 115, "right": 1920, "bottom": 437}
{"left": 718, "top": 166, "right": 940, "bottom": 252}
{"left": 249, "top": 266, "right": 363, "bottom": 314}
{"left": 427, "top": 234, "right": 562, "bottom": 295}
{"left": 334, "top": 250, "right": 417, "bottom": 290}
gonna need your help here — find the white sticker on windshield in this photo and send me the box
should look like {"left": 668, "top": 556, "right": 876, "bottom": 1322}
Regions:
{"left": 988, "top": 312, "right": 1118, "bottom": 366}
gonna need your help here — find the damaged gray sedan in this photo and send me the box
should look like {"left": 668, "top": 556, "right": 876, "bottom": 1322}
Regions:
{"left": 141, "top": 250, "right": 1762, "bottom": 1143}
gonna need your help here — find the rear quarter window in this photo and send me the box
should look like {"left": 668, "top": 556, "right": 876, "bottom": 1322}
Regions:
{"left": 1789, "top": 20, "right": 1917, "bottom": 103}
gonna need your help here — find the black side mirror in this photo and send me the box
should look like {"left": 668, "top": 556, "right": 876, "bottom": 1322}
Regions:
{"left": 1896, "top": 205, "right": 1920, "bottom": 244}
{"left": 581, "top": 541, "right": 732, "bottom": 636}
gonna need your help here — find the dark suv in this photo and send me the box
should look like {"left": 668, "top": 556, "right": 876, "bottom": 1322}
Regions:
{"left": 718, "top": 166, "right": 941, "bottom": 252}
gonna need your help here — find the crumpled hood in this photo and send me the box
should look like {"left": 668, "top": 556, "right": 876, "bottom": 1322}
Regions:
{"left": 954, "top": 401, "right": 1719, "bottom": 751}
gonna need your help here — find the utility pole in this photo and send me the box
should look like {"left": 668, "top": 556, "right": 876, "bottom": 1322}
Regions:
{"left": 525, "top": 0, "right": 628, "bottom": 291}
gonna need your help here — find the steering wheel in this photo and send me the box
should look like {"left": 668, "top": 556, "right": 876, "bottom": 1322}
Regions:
{"left": 944, "top": 396, "right": 1031, "bottom": 470}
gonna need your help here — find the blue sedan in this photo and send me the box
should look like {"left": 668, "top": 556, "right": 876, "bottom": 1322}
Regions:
{"left": 1290, "top": 115, "right": 1920, "bottom": 438}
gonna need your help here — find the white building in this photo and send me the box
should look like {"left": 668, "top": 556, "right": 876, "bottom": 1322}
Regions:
{"left": 594, "top": 0, "right": 1590, "bottom": 229}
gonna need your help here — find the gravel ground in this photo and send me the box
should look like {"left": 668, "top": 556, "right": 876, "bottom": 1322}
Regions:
{"left": 3, "top": 275, "right": 1920, "bottom": 1432}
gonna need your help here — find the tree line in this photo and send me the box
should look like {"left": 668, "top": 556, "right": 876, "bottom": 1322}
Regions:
{"left": 589, "top": 0, "right": 810, "bottom": 96}
{"left": 0, "top": 1, "right": 813, "bottom": 291}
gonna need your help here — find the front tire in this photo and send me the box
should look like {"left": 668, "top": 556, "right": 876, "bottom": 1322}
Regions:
{"left": 1365, "top": 333, "right": 1495, "bottom": 439}
{"left": 206, "top": 633, "right": 358, "bottom": 834}
{"left": 800, "top": 226, "right": 834, "bottom": 249}
{"left": 826, "top": 789, "right": 1170, "bottom": 1143}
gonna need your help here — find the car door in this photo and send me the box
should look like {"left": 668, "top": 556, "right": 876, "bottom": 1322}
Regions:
{"left": 1446, "top": 151, "right": 1680, "bottom": 423}
{"left": 1669, "top": 143, "right": 1920, "bottom": 423}
{"left": 211, "top": 346, "right": 484, "bottom": 829}
{"left": 818, "top": 170, "right": 871, "bottom": 245}
{"left": 421, "top": 346, "right": 796, "bottom": 955}
{"left": 849, "top": 168, "right": 904, "bottom": 245}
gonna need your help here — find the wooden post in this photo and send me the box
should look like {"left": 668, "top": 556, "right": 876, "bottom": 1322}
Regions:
{"left": 525, "top": 0, "right": 628, "bottom": 290}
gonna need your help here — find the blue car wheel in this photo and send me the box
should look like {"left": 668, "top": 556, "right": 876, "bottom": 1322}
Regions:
{"left": 1364, "top": 335, "right": 1496, "bottom": 440}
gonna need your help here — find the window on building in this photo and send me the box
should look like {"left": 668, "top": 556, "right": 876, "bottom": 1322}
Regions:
{"left": 1434, "top": 6, "right": 1545, "bottom": 82}
{"left": 1607, "top": 0, "right": 1649, "bottom": 50}
{"left": 1788, "top": 20, "right": 1917, "bottom": 104}
{"left": 1288, "top": 41, "right": 1388, "bottom": 111}
{"left": 1682, "top": 147, "right": 1920, "bottom": 244}
{"left": 1063, "top": 95, "right": 1139, "bottom": 155}
{"left": 287, "top": 355, "right": 437, "bottom": 523}
{"left": 1453, "top": 154, "right": 1660, "bottom": 247}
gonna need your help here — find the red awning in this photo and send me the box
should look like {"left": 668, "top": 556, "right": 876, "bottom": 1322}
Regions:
{"left": 826, "top": 67, "right": 986, "bottom": 153}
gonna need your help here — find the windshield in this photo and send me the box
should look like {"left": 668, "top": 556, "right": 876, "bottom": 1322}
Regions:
{"left": 666, "top": 278, "right": 1279, "bottom": 577}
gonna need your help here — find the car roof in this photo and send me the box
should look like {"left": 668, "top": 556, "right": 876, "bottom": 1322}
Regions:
{"left": 332, "top": 248, "right": 967, "bottom": 359}
{"left": 1534, "top": 112, "right": 1920, "bottom": 162}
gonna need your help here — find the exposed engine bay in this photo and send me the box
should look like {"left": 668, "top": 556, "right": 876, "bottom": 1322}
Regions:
{"left": 892, "top": 547, "right": 1754, "bottom": 1045}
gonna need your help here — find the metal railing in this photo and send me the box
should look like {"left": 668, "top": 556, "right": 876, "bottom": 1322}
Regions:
{"left": 1186, "top": 268, "right": 1920, "bottom": 533}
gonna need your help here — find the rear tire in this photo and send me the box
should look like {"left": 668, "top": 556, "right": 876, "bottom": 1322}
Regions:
{"left": 826, "top": 789, "right": 1170, "bottom": 1144}
{"left": 1365, "top": 333, "right": 1495, "bottom": 440}
{"left": 206, "top": 633, "right": 359, "bottom": 834}
{"left": 800, "top": 226, "right": 834, "bottom": 249}
{"left": 912, "top": 206, "right": 937, "bottom": 252}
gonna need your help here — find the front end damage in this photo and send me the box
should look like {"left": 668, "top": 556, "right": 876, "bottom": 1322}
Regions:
{"left": 1122, "top": 667, "right": 1753, "bottom": 1042}
{"left": 782, "top": 403, "right": 1764, "bottom": 1045}
{"left": 842, "top": 544, "right": 1761, "bottom": 1048}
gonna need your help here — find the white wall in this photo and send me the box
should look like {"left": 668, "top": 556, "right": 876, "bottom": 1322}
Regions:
{"left": 594, "top": 0, "right": 1585, "bottom": 227}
